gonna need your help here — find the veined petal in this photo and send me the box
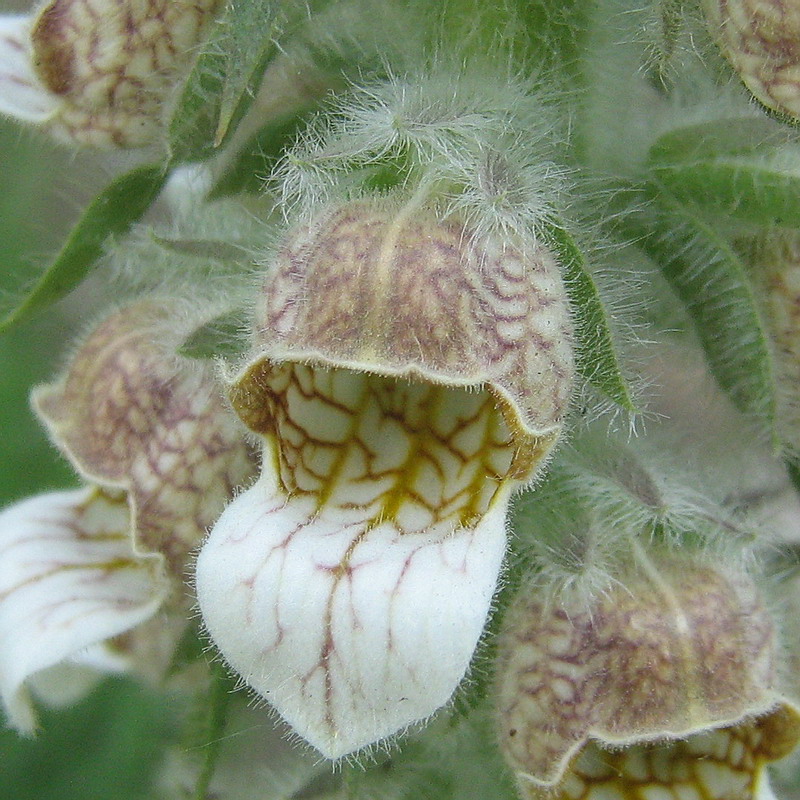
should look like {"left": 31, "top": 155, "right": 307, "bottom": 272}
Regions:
{"left": 544, "top": 709, "right": 800, "bottom": 800}
{"left": 0, "top": 486, "right": 167, "bottom": 733}
{"left": 196, "top": 477, "right": 508, "bottom": 759}
{"left": 496, "top": 550, "right": 800, "bottom": 800}
{"left": 33, "top": 300, "right": 256, "bottom": 572}
{"left": 0, "top": 15, "right": 57, "bottom": 123}
{"left": 197, "top": 366, "right": 516, "bottom": 757}
{"left": 197, "top": 199, "right": 575, "bottom": 756}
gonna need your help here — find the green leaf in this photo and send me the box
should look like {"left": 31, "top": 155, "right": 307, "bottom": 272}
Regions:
{"left": 168, "top": 45, "right": 227, "bottom": 164}
{"left": 208, "top": 109, "right": 315, "bottom": 198}
{"left": 431, "top": 0, "right": 589, "bottom": 80}
{"left": 150, "top": 234, "right": 254, "bottom": 264}
{"left": 212, "top": 0, "right": 293, "bottom": 148}
{"left": 543, "top": 221, "right": 636, "bottom": 411}
{"left": 178, "top": 310, "right": 248, "bottom": 359}
{"left": 624, "top": 186, "right": 779, "bottom": 430}
{"left": 0, "top": 165, "right": 165, "bottom": 333}
{"left": 168, "top": 0, "right": 334, "bottom": 165}
{"left": 647, "top": 122, "right": 800, "bottom": 226}
{"left": 648, "top": 119, "right": 793, "bottom": 163}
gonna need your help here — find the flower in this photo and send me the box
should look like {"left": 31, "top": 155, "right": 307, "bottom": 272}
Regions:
{"left": 0, "top": 299, "right": 255, "bottom": 732}
{"left": 0, "top": 0, "right": 220, "bottom": 147}
{"left": 195, "top": 197, "right": 575, "bottom": 758}
{"left": 495, "top": 547, "right": 800, "bottom": 800}
{"left": 701, "top": 0, "right": 800, "bottom": 120}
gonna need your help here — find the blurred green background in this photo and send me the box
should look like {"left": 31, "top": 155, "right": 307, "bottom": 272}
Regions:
{"left": 0, "top": 120, "right": 174, "bottom": 799}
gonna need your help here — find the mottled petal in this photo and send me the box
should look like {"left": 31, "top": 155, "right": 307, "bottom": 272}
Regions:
{"left": 703, "top": 0, "right": 800, "bottom": 119}
{"left": 245, "top": 200, "right": 574, "bottom": 445}
{"left": 0, "top": 15, "right": 57, "bottom": 123}
{"left": 495, "top": 551, "right": 800, "bottom": 800}
{"left": 26, "top": 0, "right": 221, "bottom": 146}
{"left": 0, "top": 487, "right": 167, "bottom": 732}
{"left": 196, "top": 476, "right": 508, "bottom": 758}
{"left": 33, "top": 300, "right": 256, "bottom": 572}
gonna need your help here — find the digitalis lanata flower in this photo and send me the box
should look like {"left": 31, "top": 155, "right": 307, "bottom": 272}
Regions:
{"left": 195, "top": 196, "right": 574, "bottom": 758}
{"left": 0, "top": 0, "right": 219, "bottom": 146}
{"left": 496, "top": 549, "right": 800, "bottom": 800}
{"left": 0, "top": 299, "right": 255, "bottom": 731}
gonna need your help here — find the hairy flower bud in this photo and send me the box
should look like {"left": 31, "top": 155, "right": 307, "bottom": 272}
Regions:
{"left": 702, "top": 0, "right": 800, "bottom": 119}
{"left": 0, "top": 0, "right": 219, "bottom": 146}
{"left": 496, "top": 548, "right": 800, "bottom": 800}
{"left": 196, "top": 198, "right": 574, "bottom": 757}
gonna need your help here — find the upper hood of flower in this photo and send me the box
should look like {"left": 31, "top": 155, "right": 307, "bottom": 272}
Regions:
{"left": 496, "top": 548, "right": 800, "bottom": 799}
{"left": 235, "top": 199, "right": 574, "bottom": 463}
{"left": 702, "top": 0, "right": 800, "bottom": 120}
{"left": 33, "top": 299, "right": 256, "bottom": 571}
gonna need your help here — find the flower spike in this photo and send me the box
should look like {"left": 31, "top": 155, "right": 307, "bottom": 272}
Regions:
{"left": 196, "top": 198, "right": 574, "bottom": 757}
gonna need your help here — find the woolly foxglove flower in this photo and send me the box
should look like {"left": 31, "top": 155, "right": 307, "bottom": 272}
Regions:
{"left": 0, "top": 299, "right": 255, "bottom": 731}
{"left": 0, "top": 0, "right": 219, "bottom": 147}
{"left": 702, "top": 0, "right": 800, "bottom": 119}
{"left": 195, "top": 196, "right": 575, "bottom": 758}
{"left": 496, "top": 548, "right": 800, "bottom": 800}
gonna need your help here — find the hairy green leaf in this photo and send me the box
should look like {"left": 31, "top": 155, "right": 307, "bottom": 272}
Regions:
{"left": 0, "top": 165, "right": 165, "bottom": 333}
{"left": 168, "top": 46, "right": 228, "bottom": 165}
{"left": 178, "top": 310, "right": 248, "bottom": 359}
{"left": 169, "top": 0, "right": 334, "bottom": 165}
{"left": 544, "top": 221, "right": 636, "bottom": 411}
{"left": 208, "top": 110, "right": 315, "bottom": 198}
{"left": 651, "top": 157, "right": 800, "bottom": 227}
{"left": 625, "top": 187, "right": 779, "bottom": 430}
{"left": 648, "top": 122, "right": 800, "bottom": 226}
{"left": 648, "top": 118, "right": 793, "bottom": 163}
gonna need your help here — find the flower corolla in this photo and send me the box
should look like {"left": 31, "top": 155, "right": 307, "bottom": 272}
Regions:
{"left": 195, "top": 197, "right": 575, "bottom": 758}
{"left": 0, "top": 0, "right": 219, "bottom": 146}
{"left": 0, "top": 299, "right": 255, "bottom": 731}
{"left": 496, "top": 548, "right": 800, "bottom": 800}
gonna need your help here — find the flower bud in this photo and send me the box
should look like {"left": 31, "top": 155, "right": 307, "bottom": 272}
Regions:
{"left": 495, "top": 549, "right": 800, "bottom": 800}
{"left": 0, "top": 0, "right": 220, "bottom": 146}
{"left": 702, "top": 0, "right": 800, "bottom": 119}
{"left": 196, "top": 197, "right": 574, "bottom": 757}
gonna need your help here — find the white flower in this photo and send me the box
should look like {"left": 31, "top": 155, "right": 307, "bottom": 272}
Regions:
{"left": 0, "top": 0, "right": 219, "bottom": 147}
{"left": 195, "top": 197, "right": 575, "bottom": 758}
{"left": 0, "top": 299, "right": 255, "bottom": 731}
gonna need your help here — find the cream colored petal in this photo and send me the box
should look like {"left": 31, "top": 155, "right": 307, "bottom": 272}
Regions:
{"left": 0, "top": 15, "right": 57, "bottom": 123}
{"left": 196, "top": 476, "right": 508, "bottom": 759}
{"left": 0, "top": 487, "right": 167, "bottom": 733}
{"left": 199, "top": 365, "right": 519, "bottom": 757}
